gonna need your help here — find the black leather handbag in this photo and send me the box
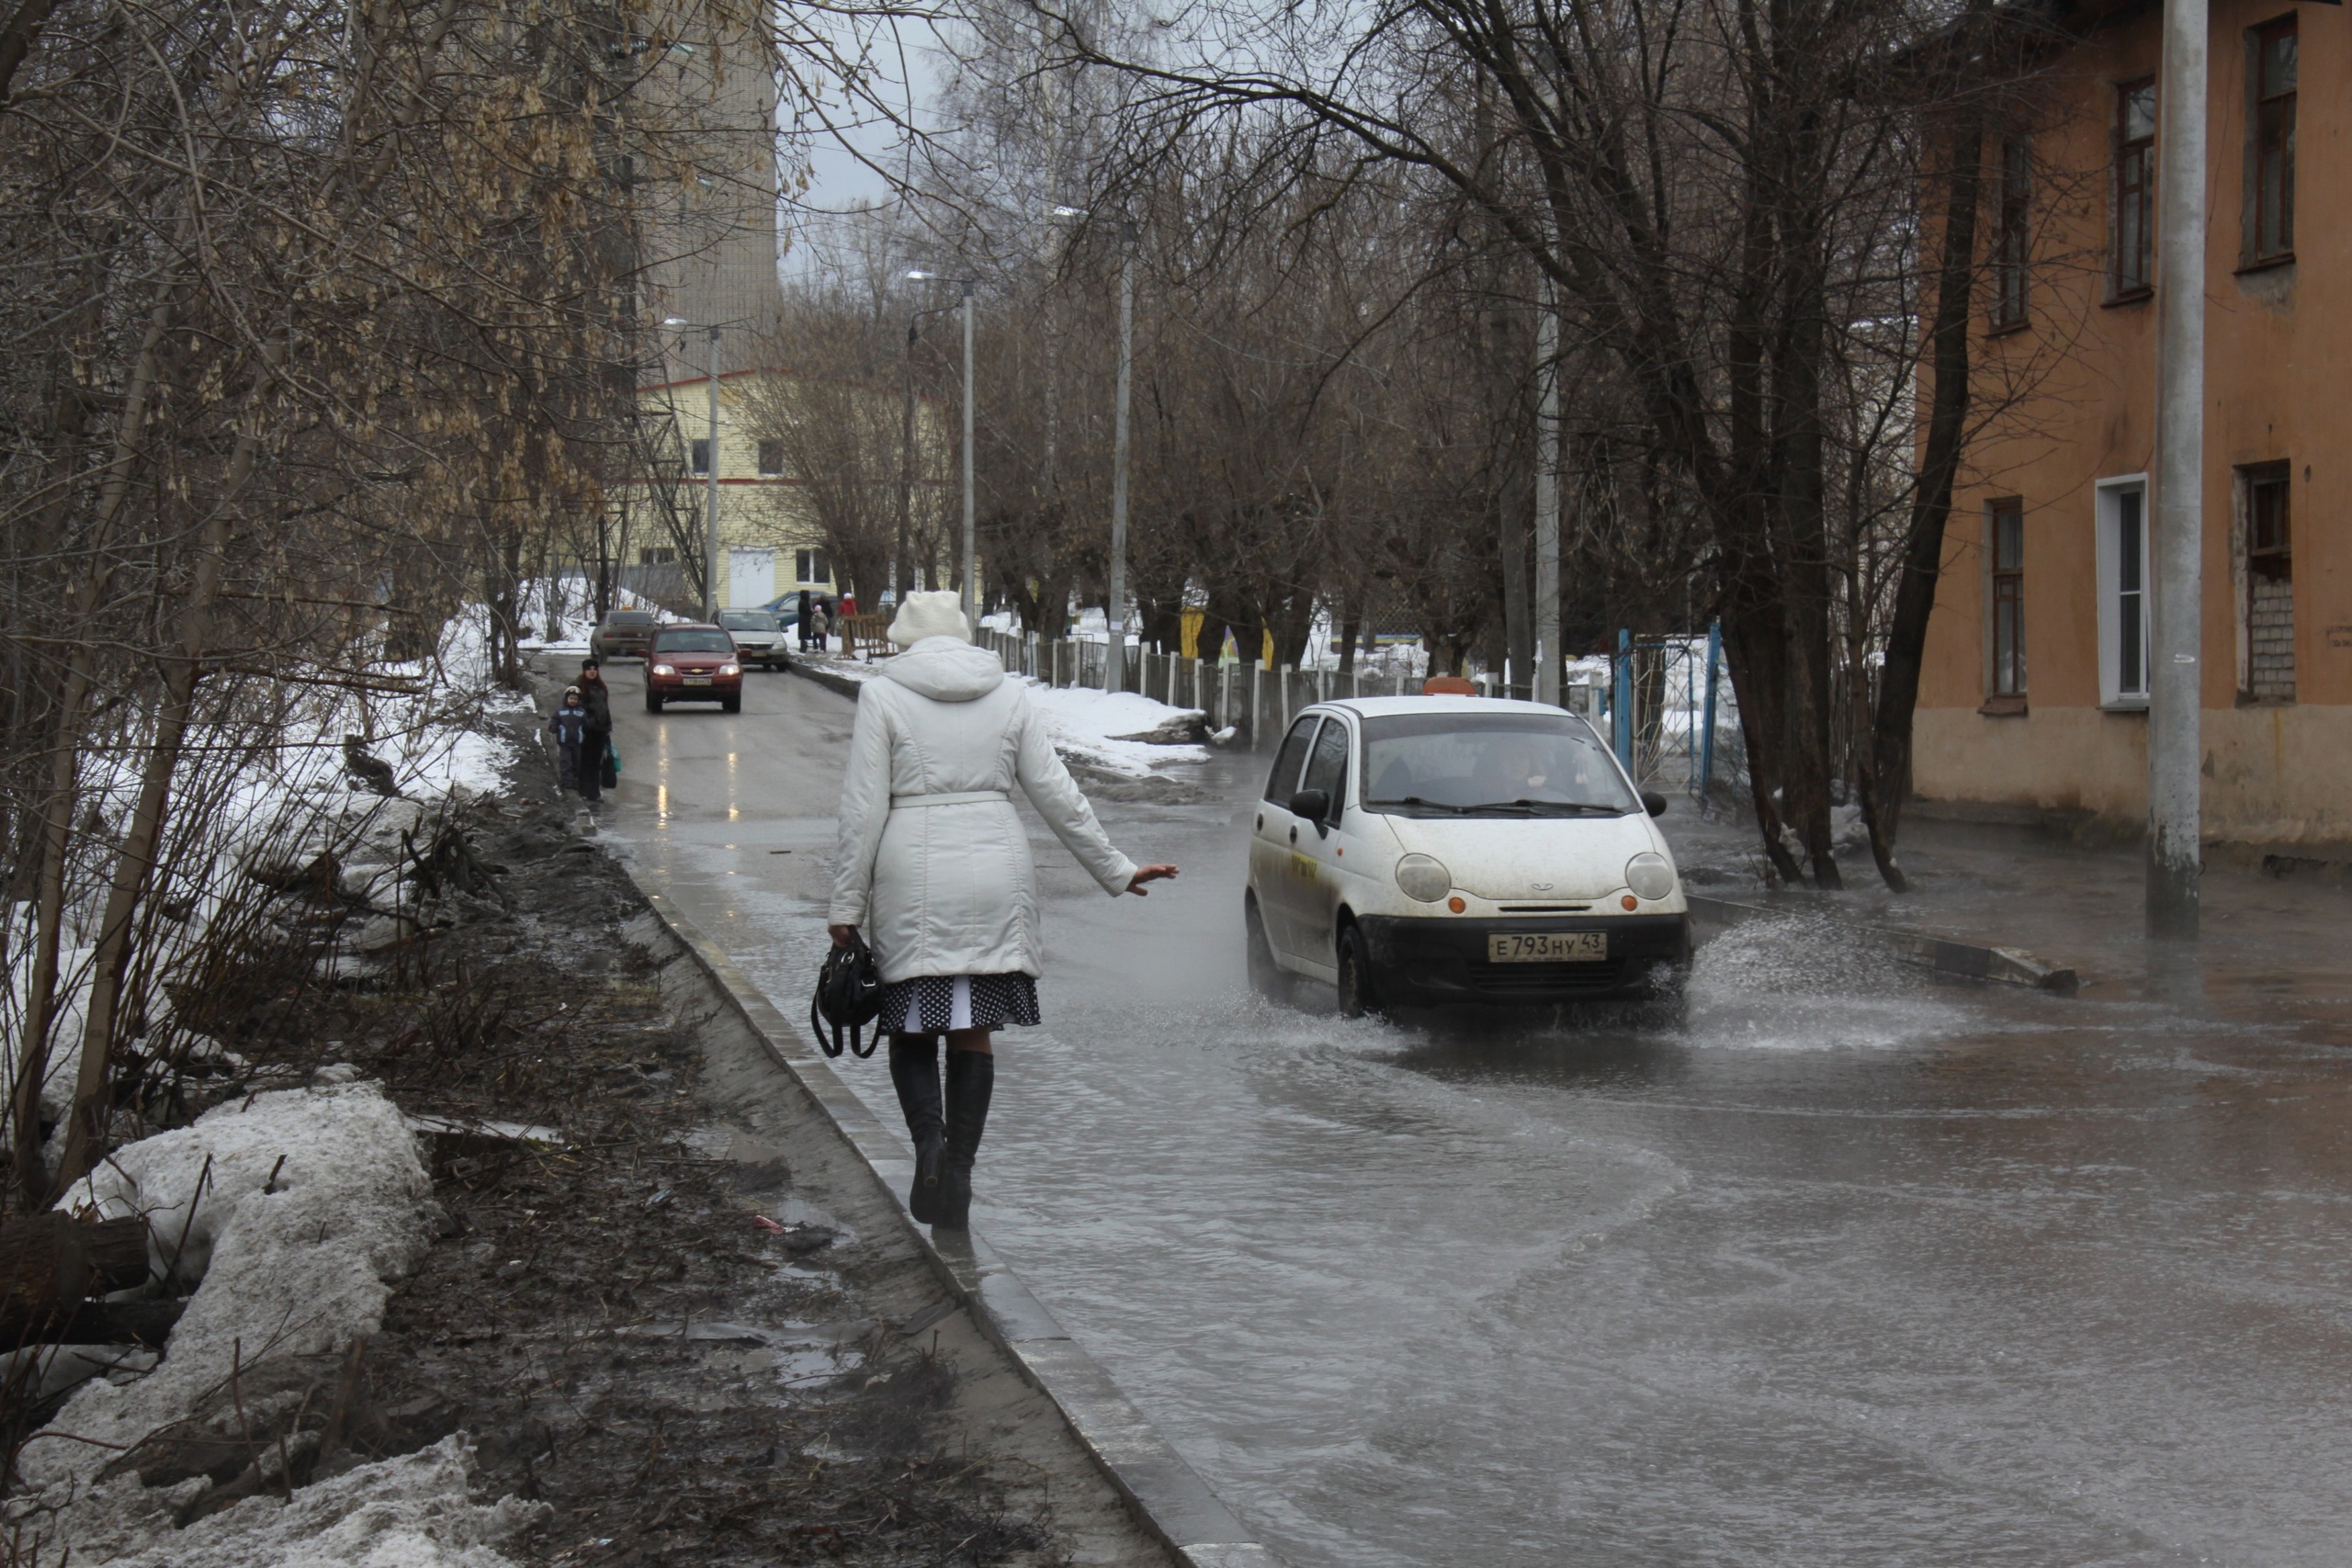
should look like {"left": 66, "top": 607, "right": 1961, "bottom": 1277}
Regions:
{"left": 810, "top": 932, "right": 885, "bottom": 1058}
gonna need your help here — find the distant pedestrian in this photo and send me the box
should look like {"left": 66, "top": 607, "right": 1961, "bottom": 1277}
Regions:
{"left": 576, "top": 659, "right": 612, "bottom": 806}
{"left": 549, "top": 687, "right": 590, "bottom": 794}
{"left": 829, "top": 591, "right": 1178, "bottom": 1230}
{"left": 807, "top": 598, "right": 831, "bottom": 654}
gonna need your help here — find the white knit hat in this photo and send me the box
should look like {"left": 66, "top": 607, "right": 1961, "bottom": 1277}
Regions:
{"left": 887, "top": 590, "right": 971, "bottom": 647}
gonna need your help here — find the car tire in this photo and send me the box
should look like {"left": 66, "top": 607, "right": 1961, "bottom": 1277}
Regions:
{"left": 1245, "top": 897, "right": 1292, "bottom": 1006}
{"left": 1335, "top": 923, "right": 1382, "bottom": 1021}
{"left": 645, "top": 691, "right": 662, "bottom": 713}
{"left": 721, "top": 694, "right": 741, "bottom": 714}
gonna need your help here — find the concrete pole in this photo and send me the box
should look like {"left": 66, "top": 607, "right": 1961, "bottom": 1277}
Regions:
{"left": 2147, "top": 0, "right": 2206, "bottom": 938}
{"left": 1532, "top": 284, "right": 1562, "bottom": 706}
{"left": 961, "top": 281, "right": 978, "bottom": 626}
{"left": 704, "top": 326, "right": 721, "bottom": 622}
{"left": 1106, "top": 244, "right": 1134, "bottom": 694}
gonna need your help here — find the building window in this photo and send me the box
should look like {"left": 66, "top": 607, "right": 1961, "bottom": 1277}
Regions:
{"left": 2096, "top": 478, "right": 2150, "bottom": 707}
{"left": 2250, "top": 18, "right": 2296, "bottom": 264}
{"left": 2242, "top": 463, "right": 2294, "bottom": 701}
{"left": 2114, "top": 79, "right": 2156, "bottom": 298}
{"left": 795, "top": 547, "right": 830, "bottom": 584}
{"left": 757, "top": 438, "right": 786, "bottom": 476}
{"left": 639, "top": 547, "right": 676, "bottom": 565}
{"left": 1991, "top": 138, "right": 2031, "bottom": 329}
{"left": 1990, "top": 501, "right": 2026, "bottom": 696}
{"left": 689, "top": 437, "right": 713, "bottom": 475}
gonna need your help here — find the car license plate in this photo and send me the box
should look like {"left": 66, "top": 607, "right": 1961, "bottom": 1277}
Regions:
{"left": 683, "top": 675, "right": 711, "bottom": 686}
{"left": 1487, "top": 931, "right": 1607, "bottom": 964}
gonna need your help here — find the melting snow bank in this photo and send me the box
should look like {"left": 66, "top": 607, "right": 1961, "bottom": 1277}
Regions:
{"left": 102, "top": 1437, "right": 543, "bottom": 1568}
{"left": 796, "top": 656, "right": 1210, "bottom": 779}
{"left": 6, "top": 1083, "right": 539, "bottom": 1564}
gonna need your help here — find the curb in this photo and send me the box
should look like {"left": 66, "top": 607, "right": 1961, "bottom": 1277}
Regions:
{"left": 1687, "top": 894, "right": 2079, "bottom": 994}
{"left": 625, "top": 878, "right": 1285, "bottom": 1568}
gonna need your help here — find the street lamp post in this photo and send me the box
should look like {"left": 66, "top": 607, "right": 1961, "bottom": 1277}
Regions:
{"left": 1052, "top": 208, "right": 1137, "bottom": 694}
{"left": 907, "top": 272, "right": 978, "bottom": 626}
{"left": 662, "top": 317, "right": 724, "bottom": 621}
{"left": 1532, "top": 277, "right": 1561, "bottom": 707}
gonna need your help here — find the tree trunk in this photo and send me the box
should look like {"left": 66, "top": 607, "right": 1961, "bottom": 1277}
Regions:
{"left": 55, "top": 340, "right": 281, "bottom": 1195}
{"left": 13, "top": 280, "right": 178, "bottom": 1207}
{"left": 1869, "top": 84, "right": 1988, "bottom": 882}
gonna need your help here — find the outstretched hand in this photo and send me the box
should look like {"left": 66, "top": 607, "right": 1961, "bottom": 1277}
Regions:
{"left": 1125, "top": 863, "right": 1180, "bottom": 897}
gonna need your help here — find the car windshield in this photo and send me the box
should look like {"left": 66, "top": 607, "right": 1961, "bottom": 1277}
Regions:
{"left": 653, "top": 630, "right": 733, "bottom": 654}
{"left": 720, "top": 613, "right": 776, "bottom": 631}
{"left": 604, "top": 611, "right": 652, "bottom": 626}
{"left": 1360, "top": 712, "right": 1638, "bottom": 816}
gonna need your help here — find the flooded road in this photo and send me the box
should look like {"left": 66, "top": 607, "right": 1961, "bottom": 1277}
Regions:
{"left": 596, "top": 660, "right": 2352, "bottom": 1567}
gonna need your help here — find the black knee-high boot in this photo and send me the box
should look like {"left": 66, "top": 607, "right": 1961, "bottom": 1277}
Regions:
{"left": 888, "top": 1036, "right": 946, "bottom": 1224}
{"left": 938, "top": 1048, "right": 994, "bottom": 1231}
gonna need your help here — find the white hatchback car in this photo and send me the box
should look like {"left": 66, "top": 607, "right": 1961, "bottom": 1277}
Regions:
{"left": 1243, "top": 696, "right": 1690, "bottom": 1014}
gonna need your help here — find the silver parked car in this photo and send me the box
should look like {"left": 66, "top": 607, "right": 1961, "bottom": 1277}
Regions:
{"left": 717, "top": 610, "right": 789, "bottom": 669}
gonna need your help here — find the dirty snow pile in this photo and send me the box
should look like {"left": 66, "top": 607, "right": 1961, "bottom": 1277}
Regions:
{"left": 1019, "top": 683, "right": 1208, "bottom": 777}
{"left": 103, "top": 1437, "right": 544, "bottom": 1568}
{"left": 14, "top": 1082, "right": 540, "bottom": 1566}
{"left": 801, "top": 654, "right": 1208, "bottom": 778}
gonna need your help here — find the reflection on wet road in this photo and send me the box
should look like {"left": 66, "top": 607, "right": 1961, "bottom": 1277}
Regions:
{"left": 597, "top": 660, "right": 2352, "bottom": 1568}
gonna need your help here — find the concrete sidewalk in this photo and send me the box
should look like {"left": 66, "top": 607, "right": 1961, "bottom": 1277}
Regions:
{"left": 1666, "top": 804, "right": 2352, "bottom": 1034}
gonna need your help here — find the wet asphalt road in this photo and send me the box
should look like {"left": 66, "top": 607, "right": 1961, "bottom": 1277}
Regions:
{"left": 593, "top": 658, "right": 2352, "bottom": 1568}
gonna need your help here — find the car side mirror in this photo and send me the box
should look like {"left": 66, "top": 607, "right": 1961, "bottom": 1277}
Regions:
{"left": 1289, "top": 788, "right": 1330, "bottom": 833}
{"left": 1642, "top": 790, "right": 1669, "bottom": 818}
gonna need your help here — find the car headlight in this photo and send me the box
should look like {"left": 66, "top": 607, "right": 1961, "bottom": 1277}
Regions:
{"left": 718, "top": 663, "right": 740, "bottom": 676}
{"left": 650, "top": 663, "right": 675, "bottom": 676}
{"left": 1395, "top": 853, "right": 1452, "bottom": 903}
{"left": 1624, "top": 852, "right": 1676, "bottom": 901}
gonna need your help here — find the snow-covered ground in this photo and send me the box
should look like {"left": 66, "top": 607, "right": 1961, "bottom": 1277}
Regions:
{"left": 15, "top": 1083, "right": 539, "bottom": 1566}
{"left": 514, "top": 574, "right": 683, "bottom": 657}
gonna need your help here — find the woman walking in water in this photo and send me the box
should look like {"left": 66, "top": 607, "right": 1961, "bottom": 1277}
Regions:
{"left": 829, "top": 592, "right": 1178, "bottom": 1229}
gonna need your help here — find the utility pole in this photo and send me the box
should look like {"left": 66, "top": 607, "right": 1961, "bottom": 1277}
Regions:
{"left": 897, "top": 317, "right": 918, "bottom": 601}
{"left": 1107, "top": 234, "right": 1134, "bottom": 694}
{"left": 1532, "top": 280, "right": 1562, "bottom": 706}
{"left": 664, "top": 316, "right": 727, "bottom": 621}
{"left": 703, "top": 324, "right": 721, "bottom": 622}
{"left": 2148, "top": 0, "right": 2206, "bottom": 937}
{"left": 961, "top": 280, "right": 977, "bottom": 624}
{"left": 905, "top": 274, "right": 979, "bottom": 620}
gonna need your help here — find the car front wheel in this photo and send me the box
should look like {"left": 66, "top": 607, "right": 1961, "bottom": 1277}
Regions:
{"left": 721, "top": 694, "right": 741, "bottom": 713}
{"left": 1336, "top": 923, "right": 1382, "bottom": 1020}
{"left": 1245, "top": 898, "right": 1291, "bottom": 1006}
{"left": 645, "top": 691, "right": 662, "bottom": 713}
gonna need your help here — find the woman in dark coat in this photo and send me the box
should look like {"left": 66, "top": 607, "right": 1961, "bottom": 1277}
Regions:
{"left": 576, "top": 660, "right": 613, "bottom": 804}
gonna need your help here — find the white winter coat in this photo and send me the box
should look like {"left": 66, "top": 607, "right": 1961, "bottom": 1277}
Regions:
{"left": 829, "top": 637, "right": 1139, "bottom": 983}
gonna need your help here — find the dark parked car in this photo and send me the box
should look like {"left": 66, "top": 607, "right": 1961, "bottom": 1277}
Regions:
{"left": 644, "top": 624, "right": 743, "bottom": 713}
{"left": 590, "top": 608, "right": 657, "bottom": 661}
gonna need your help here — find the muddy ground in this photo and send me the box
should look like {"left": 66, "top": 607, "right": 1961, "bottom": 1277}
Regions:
{"left": 144, "top": 716, "right": 1173, "bottom": 1568}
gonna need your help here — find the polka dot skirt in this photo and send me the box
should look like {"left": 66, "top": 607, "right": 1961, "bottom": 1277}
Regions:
{"left": 877, "top": 973, "right": 1042, "bottom": 1033}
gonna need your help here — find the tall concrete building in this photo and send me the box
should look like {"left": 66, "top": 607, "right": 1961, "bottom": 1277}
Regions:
{"left": 636, "top": 0, "right": 786, "bottom": 379}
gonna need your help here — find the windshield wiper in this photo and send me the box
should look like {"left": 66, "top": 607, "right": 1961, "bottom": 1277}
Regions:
{"left": 1457, "top": 799, "right": 1627, "bottom": 817}
{"left": 1367, "top": 795, "right": 1472, "bottom": 814}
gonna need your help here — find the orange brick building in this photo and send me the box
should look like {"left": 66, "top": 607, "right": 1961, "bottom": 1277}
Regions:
{"left": 1915, "top": 0, "right": 2350, "bottom": 848}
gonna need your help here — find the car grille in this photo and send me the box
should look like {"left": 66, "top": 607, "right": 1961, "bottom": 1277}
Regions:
{"left": 1465, "top": 959, "right": 1630, "bottom": 994}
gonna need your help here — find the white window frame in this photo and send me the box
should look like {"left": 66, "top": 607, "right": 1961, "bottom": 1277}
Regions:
{"left": 2095, "top": 473, "right": 2152, "bottom": 709}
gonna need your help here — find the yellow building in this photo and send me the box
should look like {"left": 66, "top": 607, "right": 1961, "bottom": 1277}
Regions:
{"left": 633, "top": 367, "right": 836, "bottom": 613}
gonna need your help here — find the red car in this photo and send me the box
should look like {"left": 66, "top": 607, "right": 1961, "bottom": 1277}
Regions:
{"left": 644, "top": 624, "right": 743, "bottom": 713}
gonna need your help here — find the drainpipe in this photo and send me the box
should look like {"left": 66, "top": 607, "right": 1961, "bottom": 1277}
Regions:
{"left": 2148, "top": 0, "right": 2206, "bottom": 938}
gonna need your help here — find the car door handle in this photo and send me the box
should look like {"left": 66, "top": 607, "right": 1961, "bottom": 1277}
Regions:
{"left": 1288, "top": 825, "right": 1297, "bottom": 844}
